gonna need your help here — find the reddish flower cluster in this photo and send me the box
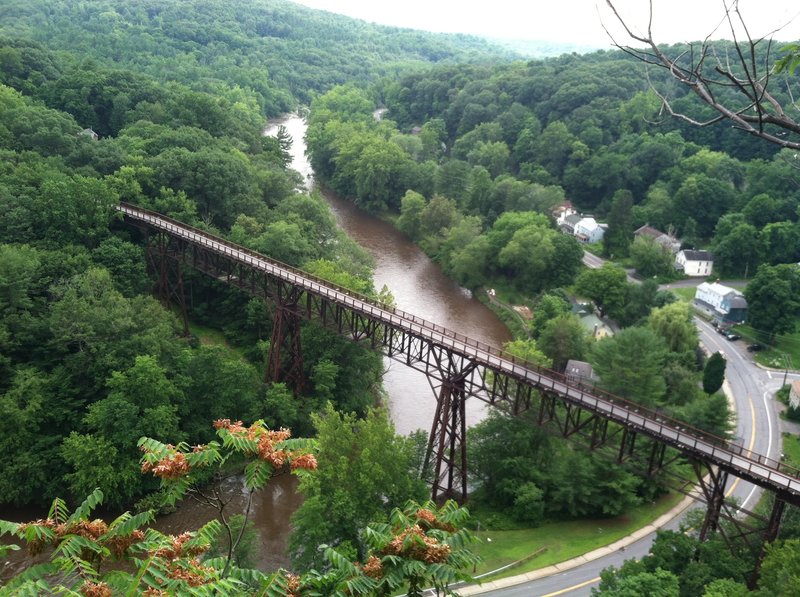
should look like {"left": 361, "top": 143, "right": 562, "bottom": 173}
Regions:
{"left": 416, "top": 508, "right": 456, "bottom": 532}
{"left": 141, "top": 451, "right": 190, "bottom": 480}
{"left": 286, "top": 573, "right": 302, "bottom": 596}
{"left": 143, "top": 590, "right": 167, "bottom": 597}
{"left": 17, "top": 518, "right": 56, "bottom": 555}
{"left": 212, "top": 419, "right": 243, "bottom": 430}
{"left": 382, "top": 524, "right": 452, "bottom": 564}
{"left": 362, "top": 555, "right": 384, "bottom": 579}
{"left": 290, "top": 453, "right": 318, "bottom": 471}
{"left": 18, "top": 518, "right": 126, "bottom": 557}
{"left": 168, "top": 559, "right": 215, "bottom": 587}
{"left": 80, "top": 581, "right": 112, "bottom": 597}
{"left": 55, "top": 519, "right": 109, "bottom": 542}
{"left": 104, "top": 529, "right": 146, "bottom": 559}
{"left": 152, "top": 532, "right": 208, "bottom": 561}
{"left": 214, "top": 419, "right": 317, "bottom": 471}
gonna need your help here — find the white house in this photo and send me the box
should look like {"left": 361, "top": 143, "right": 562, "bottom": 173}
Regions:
{"left": 675, "top": 249, "right": 713, "bottom": 277}
{"left": 573, "top": 217, "right": 605, "bottom": 244}
{"left": 558, "top": 213, "right": 581, "bottom": 235}
{"left": 694, "top": 282, "right": 748, "bottom": 324}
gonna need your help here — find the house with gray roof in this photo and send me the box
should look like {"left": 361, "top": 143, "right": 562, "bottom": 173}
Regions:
{"left": 634, "top": 224, "right": 681, "bottom": 253}
{"left": 675, "top": 249, "right": 713, "bottom": 277}
{"left": 694, "top": 282, "right": 747, "bottom": 325}
{"left": 565, "top": 359, "right": 598, "bottom": 386}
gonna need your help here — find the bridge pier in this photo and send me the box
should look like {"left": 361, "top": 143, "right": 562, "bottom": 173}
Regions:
{"left": 426, "top": 366, "right": 476, "bottom": 504}
{"left": 266, "top": 299, "right": 305, "bottom": 396}
{"left": 146, "top": 231, "right": 189, "bottom": 336}
{"left": 696, "top": 463, "right": 729, "bottom": 541}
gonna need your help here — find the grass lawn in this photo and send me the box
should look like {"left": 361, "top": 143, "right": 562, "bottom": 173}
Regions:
{"left": 187, "top": 321, "right": 252, "bottom": 362}
{"left": 669, "top": 287, "right": 696, "bottom": 303}
{"left": 732, "top": 324, "right": 800, "bottom": 370}
{"left": 470, "top": 491, "right": 684, "bottom": 578}
{"left": 782, "top": 433, "right": 800, "bottom": 468}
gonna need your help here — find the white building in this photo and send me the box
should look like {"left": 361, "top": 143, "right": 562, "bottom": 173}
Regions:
{"left": 675, "top": 249, "right": 713, "bottom": 277}
{"left": 694, "top": 282, "right": 748, "bottom": 324}
{"left": 573, "top": 217, "right": 606, "bottom": 244}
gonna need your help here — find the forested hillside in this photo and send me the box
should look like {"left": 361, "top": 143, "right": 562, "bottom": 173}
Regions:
{"left": 307, "top": 51, "right": 800, "bottom": 289}
{"left": 0, "top": 0, "right": 513, "bottom": 110}
{"left": 0, "top": 0, "right": 508, "bottom": 511}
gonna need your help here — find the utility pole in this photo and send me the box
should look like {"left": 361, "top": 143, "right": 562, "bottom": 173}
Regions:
{"left": 783, "top": 353, "right": 793, "bottom": 387}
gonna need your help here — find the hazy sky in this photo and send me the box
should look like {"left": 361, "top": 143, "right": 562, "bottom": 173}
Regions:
{"left": 294, "top": 0, "right": 800, "bottom": 46}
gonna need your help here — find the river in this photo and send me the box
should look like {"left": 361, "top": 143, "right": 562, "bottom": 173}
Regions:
{"left": 263, "top": 113, "right": 511, "bottom": 435}
{"left": 1, "top": 112, "right": 511, "bottom": 581}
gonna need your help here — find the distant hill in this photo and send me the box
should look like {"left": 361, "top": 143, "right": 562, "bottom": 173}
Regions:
{"left": 488, "top": 37, "right": 606, "bottom": 58}
{"left": 0, "top": 0, "right": 517, "bottom": 108}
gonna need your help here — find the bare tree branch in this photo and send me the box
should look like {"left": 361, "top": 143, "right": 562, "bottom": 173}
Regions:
{"left": 603, "top": 0, "right": 800, "bottom": 149}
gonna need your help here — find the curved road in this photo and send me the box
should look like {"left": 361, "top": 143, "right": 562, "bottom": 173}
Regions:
{"left": 467, "top": 318, "right": 789, "bottom": 596}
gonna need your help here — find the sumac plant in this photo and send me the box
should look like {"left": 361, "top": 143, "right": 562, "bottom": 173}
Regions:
{"left": 0, "top": 420, "right": 478, "bottom": 596}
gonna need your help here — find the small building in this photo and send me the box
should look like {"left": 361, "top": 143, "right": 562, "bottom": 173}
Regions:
{"left": 565, "top": 359, "right": 598, "bottom": 386}
{"left": 694, "top": 282, "right": 748, "bottom": 325}
{"left": 78, "top": 127, "right": 99, "bottom": 141}
{"left": 573, "top": 217, "right": 606, "bottom": 244}
{"left": 572, "top": 304, "right": 614, "bottom": 339}
{"left": 634, "top": 224, "right": 681, "bottom": 254}
{"left": 559, "top": 213, "right": 582, "bottom": 235}
{"left": 552, "top": 201, "right": 575, "bottom": 221}
{"left": 675, "top": 249, "right": 714, "bottom": 277}
{"left": 790, "top": 381, "right": 800, "bottom": 410}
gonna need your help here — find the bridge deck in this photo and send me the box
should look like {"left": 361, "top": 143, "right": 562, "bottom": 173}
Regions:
{"left": 117, "top": 203, "right": 800, "bottom": 504}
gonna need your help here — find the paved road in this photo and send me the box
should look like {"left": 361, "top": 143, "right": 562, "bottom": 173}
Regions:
{"left": 463, "top": 318, "right": 788, "bottom": 596}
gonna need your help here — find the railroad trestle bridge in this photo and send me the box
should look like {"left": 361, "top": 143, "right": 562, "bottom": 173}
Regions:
{"left": 118, "top": 202, "right": 800, "bottom": 566}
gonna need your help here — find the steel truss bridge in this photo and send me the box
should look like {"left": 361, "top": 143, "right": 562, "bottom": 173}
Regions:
{"left": 118, "top": 202, "right": 800, "bottom": 570}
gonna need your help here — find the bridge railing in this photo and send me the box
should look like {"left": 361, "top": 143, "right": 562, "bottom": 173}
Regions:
{"left": 117, "top": 202, "right": 800, "bottom": 486}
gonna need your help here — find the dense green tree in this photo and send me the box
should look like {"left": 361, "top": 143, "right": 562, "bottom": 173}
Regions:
{"left": 744, "top": 264, "right": 800, "bottom": 343}
{"left": 0, "top": 367, "right": 59, "bottom": 505}
{"left": 396, "top": 190, "right": 427, "bottom": 240}
{"left": 575, "top": 263, "right": 629, "bottom": 319}
{"left": 703, "top": 352, "right": 727, "bottom": 395}
{"left": 595, "top": 567, "right": 680, "bottom": 597}
{"left": 591, "top": 327, "right": 667, "bottom": 408}
{"left": 419, "top": 194, "right": 459, "bottom": 238}
{"left": 760, "top": 221, "right": 800, "bottom": 266}
{"left": 530, "top": 292, "right": 571, "bottom": 338}
{"left": 538, "top": 313, "right": 589, "bottom": 372}
{"left": 620, "top": 278, "right": 663, "bottom": 327}
{"left": 647, "top": 302, "right": 698, "bottom": 355}
{"left": 448, "top": 234, "right": 491, "bottom": 289}
{"left": 90, "top": 237, "right": 149, "bottom": 297}
{"left": 469, "top": 409, "right": 641, "bottom": 523}
{"left": 289, "top": 405, "right": 426, "bottom": 569}
{"left": 672, "top": 173, "right": 739, "bottom": 239}
{"left": 180, "top": 346, "right": 260, "bottom": 442}
{"left": 630, "top": 236, "right": 675, "bottom": 279}
{"left": 674, "top": 391, "right": 733, "bottom": 437}
{"left": 702, "top": 578, "right": 750, "bottom": 597}
{"left": 603, "top": 189, "right": 634, "bottom": 258}
{"left": 713, "top": 222, "right": 762, "bottom": 277}
{"left": 758, "top": 539, "right": 800, "bottom": 596}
